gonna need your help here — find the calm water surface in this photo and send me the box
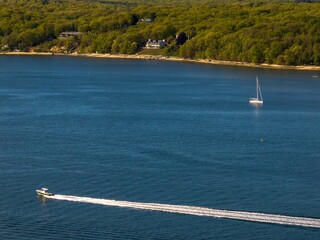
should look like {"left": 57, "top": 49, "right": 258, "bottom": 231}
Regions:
{"left": 0, "top": 56, "right": 319, "bottom": 239}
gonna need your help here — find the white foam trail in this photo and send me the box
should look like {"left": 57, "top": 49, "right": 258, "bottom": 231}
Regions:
{"left": 48, "top": 194, "right": 320, "bottom": 229}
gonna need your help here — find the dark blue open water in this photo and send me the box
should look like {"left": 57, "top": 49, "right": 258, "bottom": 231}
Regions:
{"left": 0, "top": 55, "right": 319, "bottom": 239}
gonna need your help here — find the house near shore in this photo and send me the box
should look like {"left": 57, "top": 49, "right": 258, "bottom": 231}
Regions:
{"left": 145, "top": 39, "right": 166, "bottom": 49}
{"left": 1, "top": 44, "right": 9, "bottom": 51}
{"left": 139, "top": 18, "right": 153, "bottom": 23}
{"left": 58, "top": 31, "right": 83, "bottom": 38}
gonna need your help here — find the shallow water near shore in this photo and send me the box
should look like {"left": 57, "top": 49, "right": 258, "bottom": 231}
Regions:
{"left": 2, "top": 51, "right": 320, "bottom": 71}
{"left": 0, "top": 55, "right": 319, "bottom": 239}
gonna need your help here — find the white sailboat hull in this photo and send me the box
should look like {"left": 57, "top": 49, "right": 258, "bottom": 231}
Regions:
{"left": 249, "top": 98, "right": 263, "bottom": 104}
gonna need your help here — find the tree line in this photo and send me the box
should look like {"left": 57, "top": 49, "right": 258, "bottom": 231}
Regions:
{"left": 1, "top": 0, "right": 320, "bottom": 65}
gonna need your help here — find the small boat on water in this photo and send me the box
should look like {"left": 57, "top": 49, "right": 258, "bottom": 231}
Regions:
{"left": 36, "top": 188, "right": 54, "bottom": 197}
{"left": 249, "top": 76, "right": 263, "bottom": 104}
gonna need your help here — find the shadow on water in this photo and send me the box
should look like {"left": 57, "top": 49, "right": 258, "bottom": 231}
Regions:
{"left": 37, "top": 195, "right": 51, "bottom": 206}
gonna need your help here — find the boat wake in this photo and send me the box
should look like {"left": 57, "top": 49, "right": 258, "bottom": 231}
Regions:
{"left": 48, "top": 194, "right": 320, "bottom": 229}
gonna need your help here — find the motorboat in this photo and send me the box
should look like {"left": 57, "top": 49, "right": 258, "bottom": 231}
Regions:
{"left": 36, "top": 188, "right": 54, "bottom": 197}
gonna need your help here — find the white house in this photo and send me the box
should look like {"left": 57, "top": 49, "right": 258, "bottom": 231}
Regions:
{"left": 145, "top": 39, "right": 166, "bottom": 49}
{"left": 58, "top": 32, "right": 82, "bottom": 38}
{"left": 139, "top": 18, "right": 153, "bottom": 23}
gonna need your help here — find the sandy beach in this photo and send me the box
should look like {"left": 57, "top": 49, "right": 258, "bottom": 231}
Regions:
{"left": 1, "top": 51, "right": 320, "bottom": 71}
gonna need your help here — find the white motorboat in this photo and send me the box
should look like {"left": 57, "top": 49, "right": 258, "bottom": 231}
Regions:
{"left": 36, "top": 188, "right": 54, "bottom": 197}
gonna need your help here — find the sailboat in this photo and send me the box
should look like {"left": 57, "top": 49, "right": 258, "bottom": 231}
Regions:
{"left": 249, "top": 77, "right": 263, "bottom": 104}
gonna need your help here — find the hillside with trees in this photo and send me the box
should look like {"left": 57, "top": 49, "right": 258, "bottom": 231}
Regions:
{"left": 1, "top": 0, "right": 320, "bottom": 66}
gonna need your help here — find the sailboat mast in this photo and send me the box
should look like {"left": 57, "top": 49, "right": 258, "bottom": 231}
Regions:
{"left": 258, "top": 81, "right": 263, "bottom": 101}
{"left": 256, "top": 76, "right": 259, "bottom": 98}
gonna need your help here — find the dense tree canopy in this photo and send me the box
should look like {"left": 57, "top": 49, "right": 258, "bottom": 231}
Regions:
{"left": 1, "top": 0, "right": 320, "bottom": 65}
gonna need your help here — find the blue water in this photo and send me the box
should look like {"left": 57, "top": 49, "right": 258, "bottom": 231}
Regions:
{"left": 0, "top": 55, "right": 319, "bottom": 239}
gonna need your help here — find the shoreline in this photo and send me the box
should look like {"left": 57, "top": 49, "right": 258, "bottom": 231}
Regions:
{"left": 1, "top": 51, "right": 320, "bottom": 71}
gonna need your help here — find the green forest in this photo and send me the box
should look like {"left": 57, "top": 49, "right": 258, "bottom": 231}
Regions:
{"left": 1, "top": 0, "right": 320, "bottom": 66}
